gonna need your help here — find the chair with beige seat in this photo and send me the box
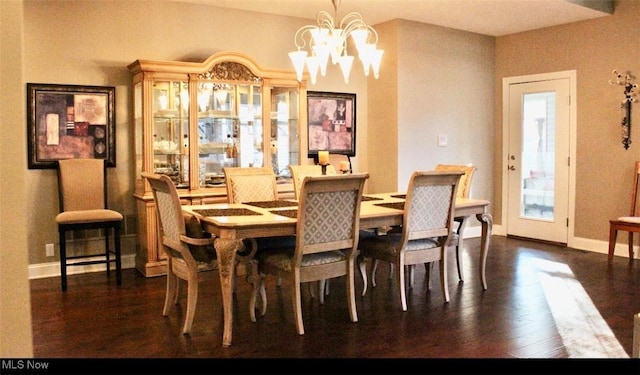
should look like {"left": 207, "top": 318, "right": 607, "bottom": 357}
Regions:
{"left": 143, "top": 172, "right": 219, "bottom": 334}
{"left": 608, "top": 161, "right": 640, "bottom": 263}
{"left": 370, "top": 164, "right": 475, "bottom": 286}
{"left": 252, "top": 173, "right": 369, "bottom": 334}
{"left": 55, "top": 158, "right": 123, "bottom": 292}
{"left": 224, "top": 166, "right": 279, "bottom": 203}
{"left": 358, "top": 171, "right": 462, "bottom": 310}
{"left": 434, "top": 163, "right": 477, "bottom": 281}
{"left": 289, "top": 164, "right": 338, "bottom": 300}
{"left": 223, "top": 166, "right": 292, "bottom": 319}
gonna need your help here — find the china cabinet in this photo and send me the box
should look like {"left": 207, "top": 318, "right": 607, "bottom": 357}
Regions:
{"left": 128, "top": 52, "right": 307, "bottom": 276}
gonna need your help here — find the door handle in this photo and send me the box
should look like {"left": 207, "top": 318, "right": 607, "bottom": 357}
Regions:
{"left": 508, "top": 165, "right": 516, "bottom": 171}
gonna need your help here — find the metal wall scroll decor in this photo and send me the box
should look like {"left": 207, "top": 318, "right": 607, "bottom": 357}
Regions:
{"left": 609, "top": 70, "right": 638, "bottom": 149}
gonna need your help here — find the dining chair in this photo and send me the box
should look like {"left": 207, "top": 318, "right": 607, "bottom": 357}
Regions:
{"left": 358, "top": 171, "right": 463, "bottom": 310}
{"left": 608, "top": 161, "right": 640, "bottom": 263}
{"left": 434, "top": 163, "right": 477, "bottom": 281}
{"left": 143, "top": 172, "right": 219, "bottom": 334}
{"left": 223, "top": 166, "right": 294, "bottom": 319}
{"left": 370, "top": 164, "right": 475, "bottom": 285}
{"left": 55, "top": 158, "right": 122, "bottom": 292}
{"left": 252, "top": 173, "right": 369, "bottom": 334}
{"left": 289, "top": 164, "right": 338, "bottom": 299}
{"left": 224, "top": 166, "right": 279, "bottom": 203}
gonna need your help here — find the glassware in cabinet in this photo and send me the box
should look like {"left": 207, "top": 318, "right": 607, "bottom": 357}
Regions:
{"left": 270, "top": 87, "right": 300, "bottom": 178}
{"left": 236, "top": 84, "right": 264, "bottom": 169}
{"left": 152, "top": 80, "right": 190, "bottom": 188}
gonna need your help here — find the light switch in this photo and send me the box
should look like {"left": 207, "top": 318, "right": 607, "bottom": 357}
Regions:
{"left": 438, "top": 134, "right": 448, "bottom": 147}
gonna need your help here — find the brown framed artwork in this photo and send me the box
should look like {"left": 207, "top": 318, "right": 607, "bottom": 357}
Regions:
{"left": 307, "top": 91, "right": 356, "bottom": 158}
{"left": 27, "top": 83, "right": 116, "bottom": 169}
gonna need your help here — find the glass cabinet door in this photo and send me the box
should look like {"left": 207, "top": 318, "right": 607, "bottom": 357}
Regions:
{"left": 197, "top": 83, "right": 238, "bottom": 188}
{"left": 196, "top": 82, "right": 265, "bottom": 188}
{"left": 152, "top": 80, "right": 189, "bottom": 188}
{"left": 237, "top": 84, "right": 263, "bottom": 169}
{"left": 270, "top": 87, "right": 299, "bottom": 178}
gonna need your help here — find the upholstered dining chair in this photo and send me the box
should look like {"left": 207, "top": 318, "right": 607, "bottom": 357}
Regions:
{"left": 252, "top": 173, "right": 369, "bottom": 334}
{"left": 434, "top": 163, "right": 476, "bottom": 281}
{"left": 608, "top": 161, "right": 640, "bottom": 263}
{"left": 143, "top": 172, "right": 219, "bottom": 334}
{"left": 370, "top": 164, "right": 475, "bottom": 286}
{"left": 55, "top": 158, "right": 122, "bottom": 292}
{"left": 358, "top": 171, "right": 462, "bottom": 310}
{"left": 223, "top": 166, "right": 292, "bottom": 319}
{"left": 289, "top": 164, "right": 338, "bottom": 299}
{"left": 224, "top": 166, "right": 279, "bottom": 203}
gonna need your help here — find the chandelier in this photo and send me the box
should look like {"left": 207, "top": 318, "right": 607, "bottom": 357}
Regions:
{"left": 288, "top": 0, "right": 384, "bottom": 84}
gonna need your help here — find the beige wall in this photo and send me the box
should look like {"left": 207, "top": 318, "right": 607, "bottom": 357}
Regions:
{"left": 1, "top": 0, "right": 34, "bottom": 357}
{"left": 3, "top": 0, "right": 633, "bottom": 358}
{"left": 494, "top": 0, "right": 640, "bottom": 240}
{"left": 367, "top": 20, "right": 495, "bottom": 200}
{"left": 21, "top": 0, "right": 368, "bottom": 267}
{"left": 367, "top": 21, "right": 399, "bottom": 193}
{"left": 21, "top": 0, "right": 497, "bottom": 269}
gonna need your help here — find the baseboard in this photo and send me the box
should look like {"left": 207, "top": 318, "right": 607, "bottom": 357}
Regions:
{"left": 28, "top": 227, "right": 484, "bottom": 280}
{"left": 493, "top": 223, "right": 637, "bottom": 259}
{"left": 33, "top": 225, "right": 630, "bottom": 280}
{"left": 28, "top": 253, "right": 136, "bottom": 280}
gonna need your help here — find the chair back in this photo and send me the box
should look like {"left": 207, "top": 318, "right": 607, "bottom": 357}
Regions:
{"left": 629, "top": 161, "right": 640, "bottom": 216}
{"left": 434, "top": 164, "right": 476, "bottom": 198}
{"left": 142, "top": 172, "right": 194, "bottom": 263}
{"left": 223, "top": 167, "right": 278, "bottom": 203}
{"left": 400, "top": 171, "right": 463, "bottom": 248}
{"left": 57, "top": 158, "right": 108, "bottom": 212}
{"left": 293, "top": 173, "right": 369, "bottom": 267}
{"left": 289, "top": 164, "right": 337, "bottom": 200}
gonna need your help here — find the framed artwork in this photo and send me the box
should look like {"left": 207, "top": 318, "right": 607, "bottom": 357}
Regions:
{"left": 27, "top": 83, "right": 116, "bottom": 169}
{"left": 307, "top": 91, "right": 356, "bottom": 158}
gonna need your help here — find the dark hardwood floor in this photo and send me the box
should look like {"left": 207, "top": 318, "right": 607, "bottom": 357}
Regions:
{"left": 29, "top": 235, "right": 640, "bottom": 373}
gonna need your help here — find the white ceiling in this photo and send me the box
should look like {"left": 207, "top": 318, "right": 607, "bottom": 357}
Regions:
{"left": 182, "top": 0, "right": 615, "bottom": 36}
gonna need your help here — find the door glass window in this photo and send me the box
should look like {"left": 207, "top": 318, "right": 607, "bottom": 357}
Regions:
{"left": 521, "top": 92, "right": 556, "bottom": 220}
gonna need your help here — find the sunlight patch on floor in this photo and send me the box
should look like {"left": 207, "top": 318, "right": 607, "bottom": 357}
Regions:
{"left": 532, "top": 258, "right": 629, "bottom": 358}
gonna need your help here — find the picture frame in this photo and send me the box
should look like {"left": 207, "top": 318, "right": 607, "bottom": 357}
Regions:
{"left": 307, "top": 91, "right": 356, "bottom": 158}
{"left": 27, "top": 83, "right": 116, "bottom": 169}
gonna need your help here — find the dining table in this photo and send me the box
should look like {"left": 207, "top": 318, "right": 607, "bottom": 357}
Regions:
{"left": 182, "top": 192, "right": 493, "bottom": 347}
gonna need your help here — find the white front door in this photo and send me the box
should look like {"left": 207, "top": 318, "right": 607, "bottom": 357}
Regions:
{"left": 503, "top": 73, "right": 573, "bottom": 244}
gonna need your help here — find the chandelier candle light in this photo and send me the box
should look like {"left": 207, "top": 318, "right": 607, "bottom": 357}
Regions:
{"left": 288, "top": 0, "right": 383, "bottom": 84}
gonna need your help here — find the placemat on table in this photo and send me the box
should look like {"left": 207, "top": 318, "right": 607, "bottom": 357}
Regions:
{"left": 193, "top": 208, "right": 262, "bottom": 217}
{"left": 244, "top": 200, "right": 298, "bottom": 209}
{"left": 391, "top": 194, "right": 406, "bottom": 199}
{"left": 361, "top": 195, "right": 383, "bottom": 201}
{"left": 374, "top": 202, "right": 405, "bottom": 210}
{"left": 270, "top": 209, "right": 298, "bottom": 219}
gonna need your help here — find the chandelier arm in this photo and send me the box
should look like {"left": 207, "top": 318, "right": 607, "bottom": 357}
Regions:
{"left": 293, "top": 25, "right": 319, "bottom": 49}
{"left": 340, "top": 15, "right": 379, "bottom": 44}
{"left": 339, "top": 12, "right": 367, "bottom": 28}
{"left": 316, "top": 11, "right": 335, "bottom": 29}
{"left": 365, "top": 25, "right": 380, "bottom": 44}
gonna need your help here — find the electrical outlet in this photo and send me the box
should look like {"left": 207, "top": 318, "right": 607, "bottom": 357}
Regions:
{"left": 45, "top": 243, "right": 55, "bottom": 257}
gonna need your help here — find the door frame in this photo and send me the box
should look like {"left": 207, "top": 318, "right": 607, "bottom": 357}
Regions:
{"left": 501, "top": 70, "right": 577, "bottom": 247}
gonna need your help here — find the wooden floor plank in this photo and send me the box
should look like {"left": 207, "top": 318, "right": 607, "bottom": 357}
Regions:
{"left": 29, "top": 235, "right": 640, "bottom": 365}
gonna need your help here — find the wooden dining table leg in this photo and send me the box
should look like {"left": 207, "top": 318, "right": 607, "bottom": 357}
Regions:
{"left": 213, "top": 238, "right": 243, "bottom": 347}
{"left": 476, "top": 212, "right": 493, "bottom": 290}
